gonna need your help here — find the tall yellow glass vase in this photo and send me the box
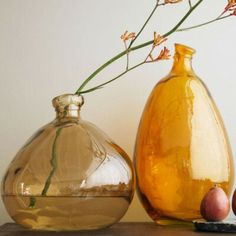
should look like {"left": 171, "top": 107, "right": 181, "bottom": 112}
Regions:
{"left": 134, "top": 44, "right": 234, "bottom": 225}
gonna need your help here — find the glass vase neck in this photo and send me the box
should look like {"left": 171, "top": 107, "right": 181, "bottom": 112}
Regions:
{"left": 52, "top": 94, "right": 84, "bottom": 120}
{"left": 170, "top": 44, "right": 196, "bottom": 76}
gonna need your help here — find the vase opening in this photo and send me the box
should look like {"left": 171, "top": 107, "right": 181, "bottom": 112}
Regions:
{"left": 52, "top": 94, "right": 84, "bottom": 119}
{"left": 171, "top": 44, "right": 196, "bottom": 75}
{"left": 175, "top": 43, "right": 196, "bottom": 57}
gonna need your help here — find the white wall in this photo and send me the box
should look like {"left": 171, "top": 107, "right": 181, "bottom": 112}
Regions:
{"left": 0, "top": 0, "right": 236, "bottom": 224}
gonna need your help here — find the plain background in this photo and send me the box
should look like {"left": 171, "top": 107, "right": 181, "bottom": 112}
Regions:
{"left": 0, "top": 0, "right": 236, "bottom": 224}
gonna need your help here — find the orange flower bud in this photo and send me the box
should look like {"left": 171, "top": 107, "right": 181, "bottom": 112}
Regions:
{"left": 147, "top": 46, "right": 171, "bottom": 63}
{"left": 223, "top": 1, "right": 236, "bottom": 15}
{"left": 153, "top": 32, "right": 167, "bottom": 47}
{"left": 156, "top": 47, "right": 171, "bottom": 61}
{"left": 121, "top": 31, "right": 136, "bottom": 41}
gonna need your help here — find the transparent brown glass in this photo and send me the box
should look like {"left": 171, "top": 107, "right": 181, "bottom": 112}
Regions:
{"left": 1, "top": 94, "right": 135, "bottom": 231}
{"left": 134, "top": 44, "right": 234, "bottom": 225}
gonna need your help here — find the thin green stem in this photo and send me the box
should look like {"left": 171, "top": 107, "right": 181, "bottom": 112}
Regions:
{"left": 75, "top": 50, "right": 127, "bottom": 94}
{"left": 162, "top": 0, "right": 204, "bottom": 37}
{"left": 75, "top": 1, "right": 160, "bottom": 94}
{"left": 79, "top": 62, "right": 145, "bottom": 94}
{"left": 188, "top": 0, "right": 192, "bottom": 8}
{"left": 75, "top": 0, "right": 204, "bottom": 95}
{"left": 128, "top": 1, "right": 159, "bottom": 49}
{"left": 125, "top": 1, "right": 160, "bottom": 70}
{"left": 177, "top": 14, "right": 231, "bottom": 32}
{"left": 28, "top": 127, "right": 62, "bottom": 208}
{"left": 29, "top": 197, "right": 36, "bottom": 208}
{"left": 41, "top": 127, "right": 62, "bottom": 196}
{"left": 124, "top": 41, "right": 129, "bottom": 70}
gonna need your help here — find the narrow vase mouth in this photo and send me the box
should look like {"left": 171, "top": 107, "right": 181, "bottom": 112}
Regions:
{"left": 52, "top": 94, "right": 84, "bottom": 120}
{"left": 52, "top": 94, "right": 84, "bottom": 110}
{"left": 175, "top": 43, "right": 196, "bottom": 58}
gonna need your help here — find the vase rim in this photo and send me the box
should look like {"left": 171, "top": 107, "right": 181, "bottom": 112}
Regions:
{"left": 52, "top": 94, "right": 84, "bottom": 109}
{"left": 174, "top": 43, "right": 196, "bottom": 57}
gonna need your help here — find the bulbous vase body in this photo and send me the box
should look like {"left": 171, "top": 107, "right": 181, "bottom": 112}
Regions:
{"left": 1, "top": 94, "right": 135, "bottom": 231}
{"left": 134, "top": 44, "right": 234, "bottom": 225}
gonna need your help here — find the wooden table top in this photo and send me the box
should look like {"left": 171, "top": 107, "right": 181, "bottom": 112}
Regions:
{"left": 0, "top": 222, "right": 234, "bottom": 236}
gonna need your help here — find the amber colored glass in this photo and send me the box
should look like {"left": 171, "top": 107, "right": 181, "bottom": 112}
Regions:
{"left": 1, "top": 94, "right": 135, "bottom": 231}
{"left": 134, "top": 44, "right": 234, "bottom": 225}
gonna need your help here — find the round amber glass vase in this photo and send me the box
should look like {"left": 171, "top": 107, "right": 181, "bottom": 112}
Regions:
{"left": 1, "top": 94, "right": 135, "bottom": 231}
{"left": 134, "top": 44, "right": 234, "bottom": 225}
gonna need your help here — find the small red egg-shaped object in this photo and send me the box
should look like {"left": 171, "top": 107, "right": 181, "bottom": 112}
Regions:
{"left": 200, "top": 186, "right": 230, "bottom": 221}
{"left": 232, "top": 189, "right": 236, "bottom": 216}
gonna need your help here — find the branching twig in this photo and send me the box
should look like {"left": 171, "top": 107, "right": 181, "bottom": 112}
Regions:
{"left": 188, "top": 0, "right": 192, "bottom": 8}
{"left": 177, "top": 14, "right": 231, "bottom": 32}
{"left": 79, "top": 62, "right": 145, "bottom": 94}
{"left": 128, "top": 0, "right": 160, "bottom": 49}
{"left": 80, "top": 34, "right": 170, "bottom": 94}
{"left": 124, "top": 0, "right": 161, "bottom": 70}
{"left": 75, "top": 0, "right": 204, "bottom": 95}
{"left": 124, "top": 41, "right": 129, "bottom": 70}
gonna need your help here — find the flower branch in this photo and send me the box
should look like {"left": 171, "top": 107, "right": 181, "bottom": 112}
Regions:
{"left": 121, "top": 0, "right": 162, "bottom": 71}
{"left": 179, "top": 1, "right": 236, "bottom": 32}
{"left": 76, "top": 0, "right": 236, "bottom": 95}
{"left": 80, "top": 33, "right": 170, "bottom": 94}
{"left": 75, "top": 0, "right": 204, "bottom": 95}
{"left": 128, "top": 0, "right": 160, "bottom": 50}
{"left": 177, "top": 14, "right": 232, "bottom": 32}
{"left": 79, "top": 62, "right": 145, "bottom": 94}
{"left": 121, "top": 31, "right": 136, "bottom": 70}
